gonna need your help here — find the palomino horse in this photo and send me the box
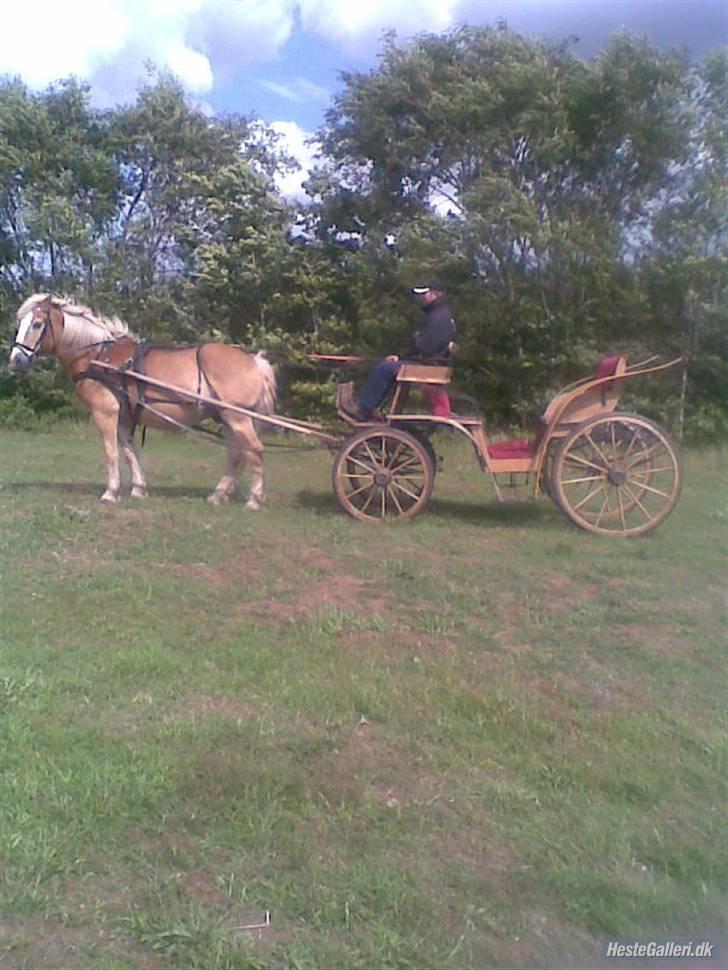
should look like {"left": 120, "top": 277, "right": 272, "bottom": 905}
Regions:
{"left": 8, "top": 294, "right": 277, "bottom": 507}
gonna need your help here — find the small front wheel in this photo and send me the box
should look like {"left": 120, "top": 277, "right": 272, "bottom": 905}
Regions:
{"left": 552, "top": 413, "right": 682, "bottom": 536}
{"left": 332, "top": 427, "right": 435, "bottom": 522}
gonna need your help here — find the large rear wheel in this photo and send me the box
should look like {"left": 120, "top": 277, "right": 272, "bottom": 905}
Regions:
{"left": 552, "top": 413, "right": 682, "bottom": 536}
{"left": 332, "top": 427, "right": 435, "bottom": 522}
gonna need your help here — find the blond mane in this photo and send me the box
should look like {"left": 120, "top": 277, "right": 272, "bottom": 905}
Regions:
{"left": 18, "top": 293, "right": 137, "bottom": 351}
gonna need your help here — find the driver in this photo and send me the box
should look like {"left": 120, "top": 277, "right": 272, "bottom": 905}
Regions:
{"left": 339, "top": 277, "right": 456, "bottom": 422}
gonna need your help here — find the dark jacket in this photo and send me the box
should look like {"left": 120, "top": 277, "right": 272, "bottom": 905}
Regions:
{"left": 402, "top": 296, "right": 456, "bottom": 360}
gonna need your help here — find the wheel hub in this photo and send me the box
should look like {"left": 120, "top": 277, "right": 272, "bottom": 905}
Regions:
{"left": 607, "top": 462, "right": 627, "bottom": 486}
{"left": 374, "top": 467, "right": 391, "bottom": 487}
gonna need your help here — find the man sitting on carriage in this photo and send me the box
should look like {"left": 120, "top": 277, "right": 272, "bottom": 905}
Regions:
{"left": 339, "top": 277, "right": 456, "bottom": 423}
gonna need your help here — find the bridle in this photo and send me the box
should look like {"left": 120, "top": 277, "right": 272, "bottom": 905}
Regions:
{"left": 11, "top": 306, "right": 55, "bottom": 362}
{"left": 11, "top": 304, "right": 116, "bottom": 366}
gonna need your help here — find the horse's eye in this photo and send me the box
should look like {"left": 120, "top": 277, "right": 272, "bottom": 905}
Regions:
{"left": 32, "top": 321, "right": 42, "bottom": 329}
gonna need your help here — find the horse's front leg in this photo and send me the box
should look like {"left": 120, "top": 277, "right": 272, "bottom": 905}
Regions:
{"left": 118, "top": 424, "right": 148, "bottom": 498}
{"left": 91, "top": 407, "right": 122, "bottom": 503}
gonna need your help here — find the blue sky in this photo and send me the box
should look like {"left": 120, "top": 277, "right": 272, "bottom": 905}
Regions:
{"left": 1, "top": 1, "right": 725, "bottom": 196}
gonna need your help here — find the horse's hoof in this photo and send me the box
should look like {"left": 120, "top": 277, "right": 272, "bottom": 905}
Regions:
{"left": 100, "top": 491, "right": 118, "bottom": 504}
{"left": 207, "top": 492, "right": 228, "bottom": 505}
{"left": 130, "top": 487, "right": 148, "bottom": 499}
{"left": 245, "top": 498, "right": 263, "bottom": 511}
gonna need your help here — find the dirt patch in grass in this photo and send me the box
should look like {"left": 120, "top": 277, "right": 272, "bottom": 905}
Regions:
{"left": 242, "top": 574, "right": 394, "bottom": 625}
{"left": 539, "top": 574, "right": 600, "bottom": 613}
{"left": 183, "top": 693, "right": 258, "bottom": 721}
{"left": 0, "top": 915, "right": 164, "bottom": 970}
{"left": 615, "top": 622, "right": 694, "bottom": 656}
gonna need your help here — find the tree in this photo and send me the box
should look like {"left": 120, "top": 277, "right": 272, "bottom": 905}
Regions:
{"left": 637, "top": 51, "right": 727, "bottom": 438}
{"left": 312, "top": 26, "right": 696, "bottom": 423}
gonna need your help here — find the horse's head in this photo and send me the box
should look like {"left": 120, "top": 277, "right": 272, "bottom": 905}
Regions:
{"left": 9, "top": 295, "right": 63, "bottom": 372}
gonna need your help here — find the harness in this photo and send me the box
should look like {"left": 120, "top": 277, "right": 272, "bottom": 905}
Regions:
{"left": 74, "top": 342, "right": 220, "bottom": 439}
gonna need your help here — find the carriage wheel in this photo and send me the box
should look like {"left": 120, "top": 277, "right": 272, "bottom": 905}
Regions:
{"left": 332, "top": 427, "right": 435, "bottom": 522}
{"left": 552, "top": 413, "right": 682, "bottom": 536}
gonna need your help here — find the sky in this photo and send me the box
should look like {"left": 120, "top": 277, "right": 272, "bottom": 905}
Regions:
{"left": 1, "top": 1, "right": 725, "bottom": 198}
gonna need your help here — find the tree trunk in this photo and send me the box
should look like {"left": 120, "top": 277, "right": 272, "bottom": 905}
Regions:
{"left": 678, "top": 361, "right": 688, "bottom": 442}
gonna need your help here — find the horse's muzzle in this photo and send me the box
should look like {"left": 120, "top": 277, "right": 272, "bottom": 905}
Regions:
{"left": 8, "top": 348, "right": 32, "bottom": 372}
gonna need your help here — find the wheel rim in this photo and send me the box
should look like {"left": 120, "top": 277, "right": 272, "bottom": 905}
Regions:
{"left": 333, "top": 429, "right": 434, "bottom": 521}
{"left": 553, "top": 415, "right": 682, "bottom": 536}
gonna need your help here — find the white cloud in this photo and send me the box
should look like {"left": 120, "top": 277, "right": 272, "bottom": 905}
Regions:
{"left": 0, "top": 0, "right": 296, "bottom": 100}
{"left": 165, "top": 42, "right": 213, "bottom": 93}
{"left": 0, "top": 0, "right": 463, "bottom": 103}
{"left": 0, "top": 2, "right": 130, "bottom": 86}
{"left": 270, "top": 120, "right": 320, "bottom": 202}
{"left": 1, "top": 0, "right": 720, "bottom": 111}
{"left": 297, "top": 0, "right": 458, "bottom": 47}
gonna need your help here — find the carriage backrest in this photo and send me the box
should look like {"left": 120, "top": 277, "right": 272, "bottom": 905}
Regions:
{"left": 395, "top": 362, "right": 453, "bottom": 385}
{"left": 540, "top": 355, "right": 627, "bottom": 435}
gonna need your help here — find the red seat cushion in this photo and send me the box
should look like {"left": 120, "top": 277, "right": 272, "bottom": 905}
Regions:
{"left": 594, "top": 355, "right": 624, "bottom": 380}
{"left": 423, "top": 386, "right": 451, "bottom": 417}
{"left": 487, "top": 439, "right": 535, "bottom": 459}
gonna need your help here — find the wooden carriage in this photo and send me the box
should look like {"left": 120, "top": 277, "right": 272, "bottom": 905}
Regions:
{"left": 332, "top": 355, "right": 682, "bottom": 536}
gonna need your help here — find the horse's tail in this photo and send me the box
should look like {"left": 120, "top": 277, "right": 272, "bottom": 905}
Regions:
{"left": 253, "top": 351, "right": 277, "bottom": 418}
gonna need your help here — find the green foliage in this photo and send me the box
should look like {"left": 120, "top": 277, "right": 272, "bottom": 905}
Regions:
{"left": 0, "top": 32, "right": 725, "bottom": 437}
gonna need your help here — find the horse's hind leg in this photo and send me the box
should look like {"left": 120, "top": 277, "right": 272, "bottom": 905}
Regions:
{"left": 118, "top": 425, "right": 148, "bottom": 498}
{"left": 244, "top": 438, "right": 265, "bottom": 510}
{"left": 208, "top": 417, "right": 265, "bottom": 510}
{"left": 208, "top": 423, "right": 247, "bottom": 505}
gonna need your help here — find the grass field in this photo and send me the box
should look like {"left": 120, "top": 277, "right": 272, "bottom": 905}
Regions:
{"left": 0, "top": 424, "right": 725, "bottom": 970}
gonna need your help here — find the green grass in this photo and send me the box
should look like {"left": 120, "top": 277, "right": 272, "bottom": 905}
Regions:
{"left": 0, "top": 425, "right": 725, "bottom": 969}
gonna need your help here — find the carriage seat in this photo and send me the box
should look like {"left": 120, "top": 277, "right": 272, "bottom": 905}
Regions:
{"left": 539, "top": 354, "right": 627, "bottom": 435}
{"left": 487, "top": 438, "right": 535, "bottom": 460}
{"left": 395, "top": 362, "right": 453, "bottom": 417}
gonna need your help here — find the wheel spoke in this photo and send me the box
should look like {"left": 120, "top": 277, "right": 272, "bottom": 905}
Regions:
{"left": 617, "top": 486, "right": 627, "bottom": 532}
{"left": 626, "top": 441, "right": 662, "bottom": 468}
{"left": 387, "top": 441, "right": 405, "bottom": 467}
{"left": 571, "top": 480, "right": 608, "bottom": 512}
{"left": 347, "top": 454, "right": 377, "bottom": 474}
{"left": 563, "top": 451, "right": 606, "bottom": 473}
{"left": 621, "top": 426, "right": 643, "bottom": 461}
{"left": 345, "top": 481, "right": 376, "bottom": 500}
{"left": 392, "top": 454, "right": 425, "bottom": 473}
{"left": 609, "top": 422, "right": 618, "bottom": 461}
{"left": 629, "top": 480, "right": 673, "bottom": 500}
{"left": 594, "top": 492, "right": 612, "bottom": 528}
{"left": 358, "top": 488, "right": 376, "bottom": 515}
{"left": 561, "top": 473, "right": 606, "bottom": 486}
{"left": 387, "top": 485, "right": 406, "bottom": 516}
{"left": 391, "top": 478, "right": 423, "bottom": 502}
{"left": 363, "top": 440, "right": 382, "bottom": 465}
{"left": 394, "top": 469, "right": 426, "bottom": 484}
{"left": 633, "top": 464, "right": 674, "bottom": 475}
{"left": 622, "top": 483, "right": 652, "bottom": 521}
{"left": 586, "top": 431, "right": 611, "bottom": 467}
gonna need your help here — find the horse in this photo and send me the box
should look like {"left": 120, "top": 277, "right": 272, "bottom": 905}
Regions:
{"left": 8, "top": 294, "right": 277, "bottom": 508}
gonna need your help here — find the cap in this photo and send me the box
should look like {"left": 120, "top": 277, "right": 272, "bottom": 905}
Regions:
{"left": 412, "top": 277, "right": 446, "bottom": 295}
